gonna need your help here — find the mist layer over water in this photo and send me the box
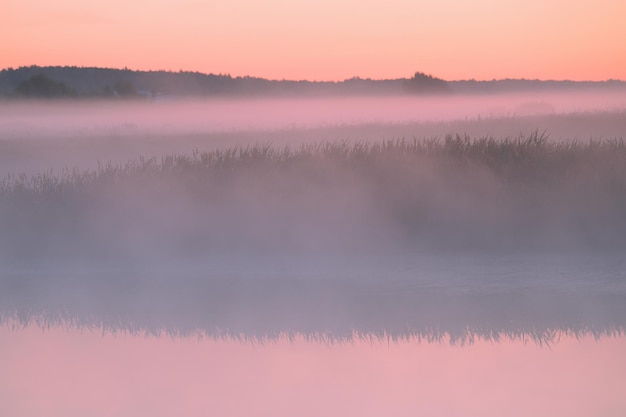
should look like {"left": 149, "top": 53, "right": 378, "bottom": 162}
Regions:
{"left": 3, "top": 253, "right": 625, "bottom": 342}
{"left": 1, "top": 92, "right": 625, "bottom": 177}
{"left": 2, "top": 91, "right": 625, "bottom": 139}
{"left": 2, "top": 138, "right": 626, "bottom": 339}
{"left": 1, "top": 92, "right": 626, "bottom": 340}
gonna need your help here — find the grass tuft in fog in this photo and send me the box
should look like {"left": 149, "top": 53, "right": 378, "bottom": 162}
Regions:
{"left": 2, "top": 132, "right": 626, "bottom": 263}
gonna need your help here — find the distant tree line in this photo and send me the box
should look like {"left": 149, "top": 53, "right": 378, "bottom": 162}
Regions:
{"left": 12, "top": 74, "right": 76, "bottom": 98}
{"left": 1, "top": 66, "right": 444, "bottom": 98}
{"left": 1, "top": 66, "right": 623, "bottom": 98}
{"left": 11, "top": 73, "right": 144, "bottom": 99}
{"left": 403, "top": 72, "right": 450, "bottom": 94}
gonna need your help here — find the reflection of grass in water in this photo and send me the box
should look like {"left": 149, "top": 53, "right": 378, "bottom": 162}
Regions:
{"left": 1, "top": 131, "right": 626, "bottom": 260}
{"left": 1, "top": 306, "right": 624, "bottom": 346}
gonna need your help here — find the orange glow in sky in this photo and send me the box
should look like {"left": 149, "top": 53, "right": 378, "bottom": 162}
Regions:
{"left": 2, "top": 0, "right": 625, "bottom": 81}
{"left": 1, "top": 324, "right": 625, "bottom": 417}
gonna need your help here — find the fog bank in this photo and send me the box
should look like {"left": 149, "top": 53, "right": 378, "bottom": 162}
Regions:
{"left": 1, "top": 92, "right": 625, "bottom": 177}
{"left": 1, "top": 94, "right": 626, "bottom": 340}
{"left": 2, "top": 91, "right": 625, "bottom": 140}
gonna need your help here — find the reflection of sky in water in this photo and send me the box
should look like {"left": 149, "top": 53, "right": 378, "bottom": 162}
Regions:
{"left": 1, "top": 323, "right": 624, "bottom": 417}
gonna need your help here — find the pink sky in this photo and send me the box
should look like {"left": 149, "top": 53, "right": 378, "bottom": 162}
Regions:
{"left": 2, "top": 0, "right": 625, "bottom": 81}
{"left": 1, "top": 323, "right": 625, "bottom": 417}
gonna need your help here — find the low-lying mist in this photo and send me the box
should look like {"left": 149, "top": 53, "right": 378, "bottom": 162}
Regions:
{"left": 3, "top": 134, "right": 626, "bottom": 266}
{"left": 2, "top": 136, "right": 626, "bottom": 339}
{"left": 3, "top": 91, "right": 625, "bottom": 139}
{"left": 2, "top": 93, "right": 626, "bottom": 340}
{"left": 1, "top": 92, "right": 625, "bottom": 178}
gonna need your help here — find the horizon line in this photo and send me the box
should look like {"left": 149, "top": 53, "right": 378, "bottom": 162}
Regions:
{"left": 2, "top": 65, "right": 624, "bottom": 84}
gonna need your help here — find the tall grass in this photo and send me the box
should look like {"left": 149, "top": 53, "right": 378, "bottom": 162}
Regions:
{"left": 3, "top": 131, "right": 625, "bottom": 191}
{"left": 1, "top": 132, "right": 626, "bottom": 262}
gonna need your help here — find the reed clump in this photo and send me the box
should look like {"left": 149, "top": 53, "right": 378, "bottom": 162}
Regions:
{"left": 1, "top": 132, "right": 626, "bottom": 261}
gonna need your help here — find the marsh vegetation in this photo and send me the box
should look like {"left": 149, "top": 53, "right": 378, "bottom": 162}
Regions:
{"left": 2, "top": 133, "right": 626, "bottom": 262}
{"left": 1, "top": 97, "right": 625, "bottom": 341}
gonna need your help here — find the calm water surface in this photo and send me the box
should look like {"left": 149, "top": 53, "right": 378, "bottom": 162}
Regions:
{"left": 1, "top": 322, "right": 625, "bottom": 417}
{"left": 1, "top": 254, "right": 625, "bottom": 416}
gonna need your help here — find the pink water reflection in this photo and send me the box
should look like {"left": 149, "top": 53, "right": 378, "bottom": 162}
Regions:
{"left": 1, "top": 323, "right": 625, "bottom": 417}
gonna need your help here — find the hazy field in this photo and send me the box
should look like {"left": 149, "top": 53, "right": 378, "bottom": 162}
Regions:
{"left": 1, "top": 90, "right": 626, "bottom": 176}
{"left": 3, "top": 134, "right": 626, "bottom": 259}
{"left": 1, "top": 92, "right": 626, "bottom": 341}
